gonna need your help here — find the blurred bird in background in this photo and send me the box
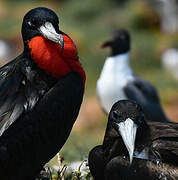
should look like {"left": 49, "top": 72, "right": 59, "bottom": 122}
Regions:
{"left": 97, "top": 29, "right": 169, "bottom": 122}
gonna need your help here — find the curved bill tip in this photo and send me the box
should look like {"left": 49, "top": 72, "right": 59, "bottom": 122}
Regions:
{"left": 39, "top": 22, "right": 64, "bottom": 51}
{"left": 101, "top": 41, "right": 112, "bottom": 48}
{"left": 116, "top": 118, "right": 138, "bottom": 164}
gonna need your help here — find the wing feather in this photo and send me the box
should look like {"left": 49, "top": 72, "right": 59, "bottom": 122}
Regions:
{"left": 149, "top": 122, "right": 178, "bottom": 164}
{"left": 124, "top": 76, "right": 169, "bottom": 122}
{"left": 0, "top": 57, "right": 48, "bottom": 135}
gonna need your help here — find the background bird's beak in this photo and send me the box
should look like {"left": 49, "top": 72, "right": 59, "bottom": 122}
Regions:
{"left": 116, "top": 118, "right": 137, "bottom": 164}
{"left": 101, "top": 40, "right": 112, "bottom": 48}
{"left": 39, "top": 22, "right": 64, "bottom": 51}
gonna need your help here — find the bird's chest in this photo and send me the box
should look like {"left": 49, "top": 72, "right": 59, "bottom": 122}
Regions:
{"left": 97, "top": 69, "right": 134, "bottom": 113}
{"left": 99, "top": 72, "right": 132, "bottom": 95}
{"left": 28, "top": 35, "right": 78, "bottom": 79}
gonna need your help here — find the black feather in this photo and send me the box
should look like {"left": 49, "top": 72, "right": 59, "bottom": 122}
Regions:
{"left": 0, "top": 55, "right": 55, "bottom": 135}
{"left": 124, "top": 76, "right": 169, "bottom": 122}
{"left": 0, "top": 72, "right": 84, "bottom": 180}
{"left": 89, "top": 100, "right": 178, "bottom": 180}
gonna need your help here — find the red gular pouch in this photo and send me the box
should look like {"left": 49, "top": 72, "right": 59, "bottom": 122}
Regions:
{"left": 28, "top": 34, "right": 86, "bottom": 85}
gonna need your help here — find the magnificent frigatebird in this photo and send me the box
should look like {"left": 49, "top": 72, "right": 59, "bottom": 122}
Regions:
{"left": 0, "top": 7, "right": 85, "bottom": 180}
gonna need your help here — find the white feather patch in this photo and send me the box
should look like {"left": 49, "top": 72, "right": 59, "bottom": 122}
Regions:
{"left": 97, "top": 52, "right": 134, "bottom": 114}
{"left": 117, "top": 118, "right": 137, "bottom": 163}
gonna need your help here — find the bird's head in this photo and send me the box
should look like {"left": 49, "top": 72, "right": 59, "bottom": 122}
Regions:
{"left": 101, "top": 29, "right": 130, "bottom": 56}
{"left": 108, "top": 100, "right": 145, "bottom": 164}
{"left": 21, "top": 7, "right": 85, "bottom": 85}
{"left": 22, "top": 7, "right": 63, "bottom": 50}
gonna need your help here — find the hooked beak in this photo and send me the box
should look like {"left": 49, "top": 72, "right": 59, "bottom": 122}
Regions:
{"left": 39, "top": 22, "right": 64, "bottom": 51}
{"left": 116, "top": 118, "right": 137, "bottom": 164}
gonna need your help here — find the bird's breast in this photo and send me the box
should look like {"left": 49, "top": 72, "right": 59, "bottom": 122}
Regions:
{"left": 97, "top": 72, "right": 133, "bottom": 113}
{"left": 28, "top": 35, "right": 78, "bottom": 79}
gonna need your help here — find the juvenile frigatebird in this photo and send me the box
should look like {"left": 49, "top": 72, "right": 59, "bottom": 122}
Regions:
{"left": 89, "top": 100, "right": 178, "bottom": 180}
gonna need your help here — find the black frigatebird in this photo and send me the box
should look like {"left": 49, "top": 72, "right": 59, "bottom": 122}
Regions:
{"left": 89, "top": 100, "right": 178, "bottom": 180}
{"left": 0, "top": 7, "right": 85, "bottom": 180}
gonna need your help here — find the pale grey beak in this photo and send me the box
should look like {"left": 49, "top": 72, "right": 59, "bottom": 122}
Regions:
{"left": 116, "top": 118, "right": 137, "bottom": 164}
{"left": 39, "top": 22, "right": 64, "bottom": 51}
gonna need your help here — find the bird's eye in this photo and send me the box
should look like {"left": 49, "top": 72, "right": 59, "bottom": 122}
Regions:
{"left": 28, "top": 19, "right": 36, "bottom": 27}
{"left": 28, "top": 21, "right": 32, "bottom": 26}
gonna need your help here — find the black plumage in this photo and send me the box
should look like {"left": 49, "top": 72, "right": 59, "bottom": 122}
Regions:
{"left": 105, "top": 156, "right": 178, "bottom": 180}
{"left": 88, "top": 100, "right": 178, "bottom": 180}
{"left": 0, "top": 55, "right": 56, "bottom": 135}
{"left": 0, "top": 72, "right": 83, "bottom": 180}
{"left": 101, "top": 29, "right": 130, "bottom": 55}
{"left": 124, "top": 75, "right": 169, "bottom": 123}
{"left": 0, "top": 7, "right": 85, "bottom": 180}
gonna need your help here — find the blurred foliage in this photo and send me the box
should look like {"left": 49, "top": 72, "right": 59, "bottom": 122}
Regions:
{"left": 49, "top": 130, "right": 103, "bottom": 163}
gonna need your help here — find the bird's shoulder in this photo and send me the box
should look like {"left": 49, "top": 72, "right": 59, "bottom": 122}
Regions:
{"left": 124, "top": 75, "right": 160, "bottom": 102}
{"left": 148, "top": 121, "right": 178, "bottom": 140}
{"left": 0, "top": 54, "right": 53, "bottom": 135}
{"left": 148, "top": 122, "right": 178, "bottom": 164}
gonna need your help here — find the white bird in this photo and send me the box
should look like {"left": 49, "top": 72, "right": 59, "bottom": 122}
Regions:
{"left": 97, "top": 29, "right": 169, "bottom": 122}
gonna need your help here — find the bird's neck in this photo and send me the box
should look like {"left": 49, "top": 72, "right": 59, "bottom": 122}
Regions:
{"left": 27, "top": 35, "right": 86, "bottom": 85}
{"left": 102, "top": 124, "right": 128, "bottom": 161}
{"left": 134, "top": 121, "right": 150, "bottom": 156}
{"left": 102, "top": 121, "right": 150, "bottom": 161}
{"left": 101, "top": 52, "right": 132, "bottom": 78}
